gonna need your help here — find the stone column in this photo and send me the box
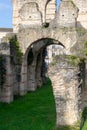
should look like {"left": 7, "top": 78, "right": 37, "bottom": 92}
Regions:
{"left": 82, "top": 60, "right": 87, "bottom": 108}
{"left": 41, "top": 49, "right": 47, "bottom": 83}
{"left": 0, "top": 56, "right": 13, "bottom": 103}
{"left": 27, "top": 55, "right": 37, "bottom": 91}
{"left": 48, "top": 57, "right": 80, "bottom": 127}
{"left": 20, "top": 56, "right": 27, "bottom": 95}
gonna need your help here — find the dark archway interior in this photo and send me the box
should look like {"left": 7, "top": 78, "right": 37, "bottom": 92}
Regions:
{"left": 24, "top": 38, "right": 65, "bottom": 129}
{"left": 27, "top": 48, "right": 34, "bottom": 65}
{"left": 26, "top": 38, "right": 65, "bottom": 91}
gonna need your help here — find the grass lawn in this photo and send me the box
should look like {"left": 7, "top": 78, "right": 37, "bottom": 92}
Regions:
{"left": 0, "top": 79, "right": 87, "bottom": 130}
{"left": 81, "top": 107, "right": 87, "bottom": 130}
{"left": 0, "top": 79, "right": 56, "bottom": 130}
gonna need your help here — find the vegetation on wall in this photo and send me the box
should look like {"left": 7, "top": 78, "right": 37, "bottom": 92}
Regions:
{"left": 67, "top": 55, "right": 81, "bottom": 66}
{"left": 50, "top": 55, "right": 81, "bottom": 67}
{"left": 76, "top": 28, "right": 86, "bottom": 37}
{"left": 0, "top": 55, "right": 6, "bottom": 88}
{"left": 9, "top": 35, "right": 23, "bottom": 64}
{"left": 82, "top": 41, "right": 87, "bottom": 57}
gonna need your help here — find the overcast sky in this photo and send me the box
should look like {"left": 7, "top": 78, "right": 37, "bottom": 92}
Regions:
{"left": 0, "top": 0, "right": 60, "bottom": 28}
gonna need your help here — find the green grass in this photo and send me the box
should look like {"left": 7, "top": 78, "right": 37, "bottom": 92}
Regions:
{"left": 0, "top": 79, "right": 56, "bottom": 130}
{"left": 82, "top": 120, "right": 87, "bottom": 130}
{"left": 81, "top": 107, "right": 87, "bottom": 130}
{"left": 0, "top": 79, "right": 87, "bottom": 130}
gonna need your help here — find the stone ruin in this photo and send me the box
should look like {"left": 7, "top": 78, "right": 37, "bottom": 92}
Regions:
{"left": 0, "top": 0, "right": 87, "bottom": 128}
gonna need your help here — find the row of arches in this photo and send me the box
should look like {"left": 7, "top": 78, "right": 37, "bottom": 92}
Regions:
{"left": 19, "top": 38, "right": 84, "bottom": 127}
{"left": 20, "top": 38, "right": 65, "bottom": 94}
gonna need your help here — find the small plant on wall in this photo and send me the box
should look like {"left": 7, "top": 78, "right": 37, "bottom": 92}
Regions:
{"left": 9, "top": 35, "right": 23, "bottom": 65}
{"left": 0, "top": 55, "right": 6, "bottom": 88}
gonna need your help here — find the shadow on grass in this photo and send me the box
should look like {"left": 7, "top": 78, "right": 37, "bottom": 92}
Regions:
{"left": 55, "top": 124, "right": 80, "bottom": 130}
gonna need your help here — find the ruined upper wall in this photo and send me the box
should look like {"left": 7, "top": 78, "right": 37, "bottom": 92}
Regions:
{"left": 46, "top": 0, "right": 56, "bottom": 22}
{"left": 56, "top": 0, "right": 78, "bottom": 28}
{"left": 72, "top": 0, "right": 87, "bottom": 29}
{"left": 0, "top": 28, "right": 13, "bottom": 43}
{"left": 12, "top": 0, "right": 56, "bottom": 33}
{"left": 12, "top": 0, "right": 87, "bottom": 33}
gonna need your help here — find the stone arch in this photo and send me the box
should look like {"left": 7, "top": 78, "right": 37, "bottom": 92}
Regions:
{"left": 19, "top": 38, "right": 64, "bottom": 95}
{"left": 19, "top": 38, "right": 67, "bottom": 128}
{"left": 17, "top": 27, "right": 78, "bottom": 55}
{"left": 18, "top": 34, "right": 81, "bottom": 127}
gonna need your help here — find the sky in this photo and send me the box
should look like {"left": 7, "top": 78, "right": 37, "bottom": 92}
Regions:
{"left": 0, "top": 0, "right": 60, "bottom": 28}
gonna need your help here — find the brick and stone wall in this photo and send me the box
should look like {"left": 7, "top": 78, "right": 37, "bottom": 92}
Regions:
{"left": 0, "top": 28, "right": 13, "bottom": 43}
{"left": 72, "top": 0, "right": 87, "bottom": 29}
{"left": 12, "top": 0, "right": 56, "bottom": 32}
{"left": 48, "top": 56, "right": 82, "bottom": 126}
{"left": 56, "top": 0, "right": 78, "bottom": 28}
{"left": 46, "top": 0, "right": 56, "bottom": 23}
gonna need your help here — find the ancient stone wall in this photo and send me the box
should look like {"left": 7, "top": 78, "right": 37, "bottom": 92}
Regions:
{"left": 0, "top": 0, "right": 87, "bottom": 128}
{"left": 12, "top": 0, "right": 56, "bottom": 32}
{"left": 56, "top": 0, "right": 78, "bottom": 28}
{"left": 48, "top": 56, "right": 82, "bottom": 126}
{"left": 72, "top": 0, "right": 87, "bottom": 29}
{"left": 46, "top": 0, "right": 56, "bottom": 23}
{"left": 82, "top": 60, "right": 87, "bottom": 108}
{"left": 12, "top": 0, "right": 87, "bottom": 32}
{"left": 0, "top": 34, "right": 22, "bottom": 103}
{"left": 0, "top": 28, "right": 13, "bottom": 43}
{"left": 0, "top": 41, "right": 13, "bottom": 103}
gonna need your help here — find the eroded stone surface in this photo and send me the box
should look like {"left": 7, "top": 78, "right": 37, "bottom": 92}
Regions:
{"left": 48, "top": 58, "right": 81, "bottom": 126}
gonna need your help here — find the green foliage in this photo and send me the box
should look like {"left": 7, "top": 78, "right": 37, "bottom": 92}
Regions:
{"left": 76, "top": 28, "right": 86, "bottom": 36}
{"left": 0, "top": 55, "right": 6, "bottom": 87}
{"left": 82, "top": 42, "right": 87, "bottom": 57}
{"left": 50, "top": 55, "right": 81, "bottom": 66}
{"left": 9, "top": 35, "right": 22, "bottom": 64}
{"left": 68, "top": 55, "right": 81, "bottom": 66}
{"left": 81, "top": 107, "right": 87, "bottom": 130}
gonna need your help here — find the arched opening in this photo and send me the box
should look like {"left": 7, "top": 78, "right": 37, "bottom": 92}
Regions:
{"left": 20, "top": 37, "right": 81, "bottom": 128}
{"left": 21, "top": 38, "right": 65, "bottom": 92}
{"left": 19, "top": 38, "right": 66, "bottom": 128}
{"left": 45, "top": 0, "right": 61, "bottom": 24}
{"left": 27, "top": 48, "right": 34, "bottom": 66}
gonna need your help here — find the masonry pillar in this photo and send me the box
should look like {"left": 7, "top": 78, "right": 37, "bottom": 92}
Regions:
{"left": 82, "top": 60, "right": 87, "bottom": 108}
{"left": 0, "top": 56, "right": 13, "bottom": 103}
{"left": 20, "top": 56, "right": 27, "bottom": 95}
{"left": 48, "top": 56, "right": 80, "bottom": 127}
{"left": 41, "top": 49, "right": 47, "bottom": 83}
{"left": 85, "top": 60, "right": 87, "bottom": 89}
{"left": 27, "top": 54, "right": 37, "bottom": 91}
